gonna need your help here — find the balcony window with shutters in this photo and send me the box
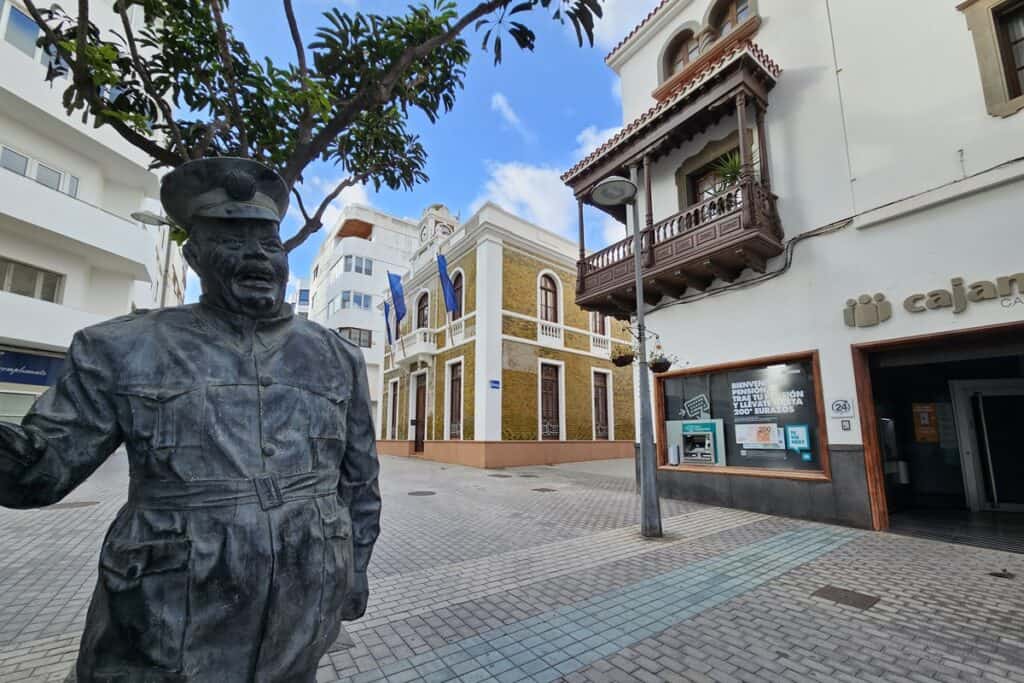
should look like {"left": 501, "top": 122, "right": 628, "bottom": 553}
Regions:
{"left": 590, "top": 312, "right": 607, "bottom": 336}
{"left": 416, "top": 293, "right": 429, "bottom": 329}
{"left": 714, "top": 0, "right": 750, "bottom": 37}
{"left": 665, "top": 31, "right": 699, "bottom": 79}
{"left": 0, "top": 257, "right": 63, "bottom": 303}
{"left": 539, "top": 274, "right": 559, "bottom": 323}
{"left": 451, "top": 271, "right": 463, "bottom": 320}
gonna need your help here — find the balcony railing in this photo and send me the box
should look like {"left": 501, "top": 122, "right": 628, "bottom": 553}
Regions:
{"left": 590, "top": 334, "right": 611, "bottom": 357}
{"left": 577, "top": 179, "right": 783, "bottom": 316}
{"left": 394, "top": 328, "right": 437, "bottom": 367}
{"left": 538, "top": 321, "right": 564, "bottom": 348}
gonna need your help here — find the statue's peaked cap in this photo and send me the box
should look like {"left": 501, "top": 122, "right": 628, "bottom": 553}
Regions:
{"left": 160, "top": 157, "right": 289, "bottom": 233}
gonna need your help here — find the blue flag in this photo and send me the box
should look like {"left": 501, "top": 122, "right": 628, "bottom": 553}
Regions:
{"left": 383, "top": 301, "right": 393, "bottom": 346}
{"left": 387, "top": 271, "right": 406, "bottom": 327}
{"left": 437, "top": 254, "right": 458, "bottom": 315}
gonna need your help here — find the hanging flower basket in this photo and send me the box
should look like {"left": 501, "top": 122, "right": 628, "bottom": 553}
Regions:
{"left": 612, "top": 352, "right": 635, "bottom": 367}
{"left": 649, "top": 357, "right": 672, "bottom": 374}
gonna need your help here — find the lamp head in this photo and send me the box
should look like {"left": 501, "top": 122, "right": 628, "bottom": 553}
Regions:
{"left": 590, "top": 175, "right": 638, "bottom": 207}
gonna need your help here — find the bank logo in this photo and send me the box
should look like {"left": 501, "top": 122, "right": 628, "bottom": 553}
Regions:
{"left": 843, "top": 293, "right": 892, "bottom": 328}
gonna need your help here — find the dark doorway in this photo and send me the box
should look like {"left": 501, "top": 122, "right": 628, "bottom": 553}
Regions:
{"left": 413, "top": 373, "right": 426, "bottom": 453}
{"left": 861, "top": 325, "right": 1024, "bottom": 551}
{"left": 541, "top": 363, "right": 560, "bottom": 440}
{"left": 593, "top": 372, "right": 609, "bottom": 440}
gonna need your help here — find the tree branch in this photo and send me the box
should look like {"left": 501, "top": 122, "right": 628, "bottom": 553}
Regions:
{"left": 283, "top": 175, "right": 362, "bottom": 252}
{"left": 283, "top": 0, "right": 313, "bottom": 145}
{"left": 208, "top": 0, "right": 248, "bottom": 156}
{"left": 115, "top": 0, "right": 188, "bottom": 162}
{"left": 23, "top": 0, "right": 182, "bottom": 168}
{"left": 290, "top": 187, "right": 312, "bottom": 222}
{"left": 281, "top": 0, "right": 507, "bottom": 186}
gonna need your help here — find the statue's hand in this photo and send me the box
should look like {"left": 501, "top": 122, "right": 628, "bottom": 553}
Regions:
{"left": 341, "top": 571, "right": 369, "bottom": 621}
{"left": 0, "top": 423, "right": 45, "bottom": 472}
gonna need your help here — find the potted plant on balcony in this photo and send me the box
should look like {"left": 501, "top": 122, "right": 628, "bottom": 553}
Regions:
{"left": 648, "top": 343, "right": 677, "bottom": 374}
{"left": 611, "top": 344, "right": 635, "bottom": 367}
{"left": 713, "top": 151, "right": 744, "bottom": 189}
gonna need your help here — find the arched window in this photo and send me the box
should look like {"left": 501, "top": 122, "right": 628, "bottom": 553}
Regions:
{"left": 711, "top": 0, "right": 750, "bottom": 36}
{"left": 665, "top": 31, "right": 699, "bottom": 78}
{"left": 451, "top": 271, "right": 463, "bottom": 320}
{"left": 539, "top": 274, "right": 559, "bottom": 323}
{"left": 416, "top": 292, "right": 429, "bottom": 329}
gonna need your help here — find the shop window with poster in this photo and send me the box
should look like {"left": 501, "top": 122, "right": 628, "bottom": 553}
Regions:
{"left": 658, "top": 353, "right": 828, "bottom": 473}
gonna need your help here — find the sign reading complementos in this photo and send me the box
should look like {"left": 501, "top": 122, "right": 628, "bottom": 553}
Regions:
{"left": 0, "top": 350, "right": 65, "bottom": 387}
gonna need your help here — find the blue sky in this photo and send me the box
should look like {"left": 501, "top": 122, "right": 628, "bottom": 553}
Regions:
{"left": 187, "top": 0, "right": 662, "bottom": 300}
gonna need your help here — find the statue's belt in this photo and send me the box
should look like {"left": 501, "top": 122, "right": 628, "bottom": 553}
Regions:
{"left": 128, "top": 471, "right": 338, "bottom": 511}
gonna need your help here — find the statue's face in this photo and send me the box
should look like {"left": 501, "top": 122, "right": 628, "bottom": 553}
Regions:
{"left": 185, "top": 218, "right": 289, "bottom": 318}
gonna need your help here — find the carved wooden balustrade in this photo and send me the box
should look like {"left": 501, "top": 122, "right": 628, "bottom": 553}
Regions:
{"left": 576, "top": 178, "right": 783, "bottom": 317}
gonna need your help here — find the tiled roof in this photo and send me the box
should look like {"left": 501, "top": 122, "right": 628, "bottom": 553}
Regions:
{"left": 562, "top": 40, "right": 781, "bottom": 184}
{"left": 604, "top": 0, "right": 674, "bottom": 65}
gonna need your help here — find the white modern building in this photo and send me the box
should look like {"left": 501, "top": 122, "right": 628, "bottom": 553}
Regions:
{"left": 308, "top": 204, "right": 419, "bottom": 435}
{"left": 288, "top": 278, "right": 311, "bottom": 319}
{"left": 0, "top": 2, "right": 181, "bottom": 422}
{"left": 563, "top": 0, "right": 1024, "bottom": 542}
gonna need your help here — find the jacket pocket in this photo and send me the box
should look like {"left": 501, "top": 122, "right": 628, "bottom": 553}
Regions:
{"left": 319, "top": 510, "right": 353, "bottom": 622}
{"left": 99, "top": 538, "right": 191, "bottom": 672}
{"left": 117, "top": 385, "right": 204, "bottom": 450}
{"left": 308, "top": 387, "right": 348, "bottom": 468}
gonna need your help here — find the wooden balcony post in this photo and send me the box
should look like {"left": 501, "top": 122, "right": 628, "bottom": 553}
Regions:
{"left": 735, "top": 91, "right": 752, "bottom": 180}
{"left": 576, "top": 198, "right": 586, "bottom": 295}
{"left": 643, "top": 154, "right": 654, "bottom": 267}
{"left": 756, "top": 103, "right": 771, "bottom": 191}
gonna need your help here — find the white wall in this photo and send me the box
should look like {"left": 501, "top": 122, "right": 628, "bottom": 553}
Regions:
{"left": 646, "top": 179, "right": 1024, "bottom": 446}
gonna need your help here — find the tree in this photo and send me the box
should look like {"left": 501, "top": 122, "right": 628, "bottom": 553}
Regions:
{"left": 24, "top": 0, "right": 604, "bottom": 250}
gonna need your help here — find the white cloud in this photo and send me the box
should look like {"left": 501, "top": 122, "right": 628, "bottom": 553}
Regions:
{"left": 592, "top": 0, "right": 664, "bottom": 51}
{"left": 574, "top": 124, "right": 622, "bottom": 159}
{"left": 472, "top": 161, "right": 576, "bottom": 238}
{"left": 490, "top": 92, "right": 535, "bottom": 143}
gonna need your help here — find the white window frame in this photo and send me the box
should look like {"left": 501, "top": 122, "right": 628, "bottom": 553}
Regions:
{"left": 407, "top": 368, "right": 429, "bottom": 440}
{"left": 536, "top": 358, "right": 566, "bottom": 441}
{"left": 590, "top": 368, "right": 614, "bottom": 441}
{"left": 0, "top": 256, "right": 65, "bottom": 303}
{"left": 414, "top": 289, "right": 431, "bottom": 330}
{"left": 387, "top": 378, "right": 400, "bottom": 440}
{"left": 449, "top": 267, "right": 466, "bottom": 319}
{"left": 0, "top": 142, "right": 80, "bottom": 197}
{"left": 443, "top": 356, "right": 465, "bottom": 440}
{"left": 536, "top": 269, "right": 563, "bottom": 325}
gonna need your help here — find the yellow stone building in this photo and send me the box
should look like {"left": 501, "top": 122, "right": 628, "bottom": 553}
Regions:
{"left": 378, "top": 203, "right": 636, "bottom": 468}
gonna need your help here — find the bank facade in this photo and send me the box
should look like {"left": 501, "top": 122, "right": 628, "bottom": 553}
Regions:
{"left": 378, "top": 203, "right": 636, "bottom": 468}
{"left": 563, "top": 0, "right": 1024, "bottom": 532}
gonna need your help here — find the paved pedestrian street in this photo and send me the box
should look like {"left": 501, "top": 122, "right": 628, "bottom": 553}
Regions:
{"left": 1, "top": 455, "right": 1022, "bottom": 682}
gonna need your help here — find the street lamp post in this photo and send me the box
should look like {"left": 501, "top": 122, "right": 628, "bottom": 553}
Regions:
{"left": 590, "top": 174, "right": 663, "bottom": 538}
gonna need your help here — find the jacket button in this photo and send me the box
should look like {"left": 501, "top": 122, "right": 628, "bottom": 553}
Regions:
{"left": 259, "top": 375, "right": 273, "bottom": 387}
{"left": 262, "top": 445, "right": 276, "bottom": 457}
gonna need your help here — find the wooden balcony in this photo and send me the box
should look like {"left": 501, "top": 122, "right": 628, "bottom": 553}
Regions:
{"left": 577, "top": 179, "right": 783, "bottom": 317}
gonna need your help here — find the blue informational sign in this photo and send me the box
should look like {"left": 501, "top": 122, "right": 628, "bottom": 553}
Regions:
{"left": 489, "top": 379, "right": 501, "bottom": 390}
{"left": 0, "top": 349, "right": 65, "bottom": 387}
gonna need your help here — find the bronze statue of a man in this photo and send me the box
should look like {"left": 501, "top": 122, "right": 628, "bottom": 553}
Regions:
{"left": 0, "top": 158, "right": 381, "bottom": 682}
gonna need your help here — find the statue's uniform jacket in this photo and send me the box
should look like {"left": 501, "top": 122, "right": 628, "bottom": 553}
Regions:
{"left": 0, "top": 303, "right": 382, "bottom": 682}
